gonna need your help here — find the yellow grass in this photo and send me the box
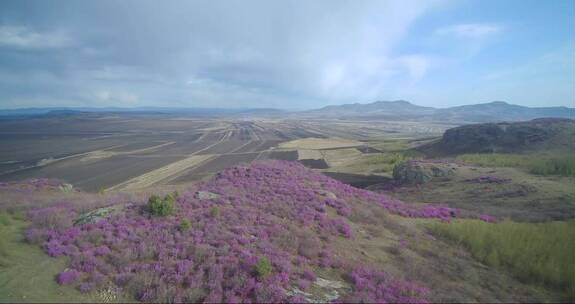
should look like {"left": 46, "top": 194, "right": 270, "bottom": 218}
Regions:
{"left": 297, "top": 149, "right": 324, "bottom": 160}
{"left": 108, "top": 154, "right": 215, "bottom": 191}
{"left": 279, "top": 137, "right": 362, "bottom": 150}
{"left": 322, "top": 148, "right": 363, "bottom": 167}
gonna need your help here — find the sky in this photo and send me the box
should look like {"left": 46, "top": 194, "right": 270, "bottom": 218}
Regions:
{"left": 0, "top": 0, "right": 574, "bottom": 110}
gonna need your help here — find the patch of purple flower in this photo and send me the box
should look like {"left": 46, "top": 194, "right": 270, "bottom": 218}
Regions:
{"left": 56, "top": 269, "right": 81, "bottom": 285}
{"left": 18, "top": 160, "right": 494, "bottom": 302}
{"left": 341, "top": 266, "right": 428, "bottom": 303}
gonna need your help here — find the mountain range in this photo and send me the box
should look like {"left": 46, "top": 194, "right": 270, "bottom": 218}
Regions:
{"left": 2, "top": 100, "right": 575, "bottom": 123}
{"left": 307, "top": 100, "right": 575, "bottom": 123}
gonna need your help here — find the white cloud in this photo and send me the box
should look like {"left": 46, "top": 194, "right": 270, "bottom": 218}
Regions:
{"left": 0, "top": 26, "right": 70, "bottom": 49}
{"left": 397, "top": 55, "right": 431, "bottom": 82}
{"left": 95, "top": 90, "right": 139, "bottom": 105}
{"left": 434, "top": 23, "right": 502, "bottom": 39}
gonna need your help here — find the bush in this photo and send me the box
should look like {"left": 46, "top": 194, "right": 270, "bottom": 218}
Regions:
{"left": 210, "top": 206, "right": 220, "bottom": 218}
{"left": 255, "top": 256, "right": 273, "bottom": 279}
{"left": 179, "top": 219, "right": 191, "bottom": 232}
{"left": 148, "top": 194, "right": 175, "bottom": 216}
{"left": 431, "top": 219, "right": 575, "bottom": 295}
{"left": 0, "top": 211, "right": 11, "bottom": 226}
{"left": 56, "top": 269, "right": 81, "bottom": 285}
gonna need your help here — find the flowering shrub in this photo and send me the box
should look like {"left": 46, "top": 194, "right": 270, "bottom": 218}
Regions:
{"left": 20, "top": 160, "right": 494, "bottom": 302}
{"left": 56, "top": 269, "right": 81, "bottom": 285}
{"left": 341, "top": 266, "right": 428, "bottom": 303}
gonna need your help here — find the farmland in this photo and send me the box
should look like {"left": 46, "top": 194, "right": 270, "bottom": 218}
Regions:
{"left": 0, "top": 114, "right": 450, "bottom": 191}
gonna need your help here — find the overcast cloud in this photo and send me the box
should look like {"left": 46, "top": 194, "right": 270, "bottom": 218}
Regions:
{"left": 0, "top": 0, "right": 574, "bottom": 109}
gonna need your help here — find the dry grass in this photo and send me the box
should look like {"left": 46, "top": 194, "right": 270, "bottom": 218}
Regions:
{"left": 108, "top": 154, "right": 215, "bottom": 190}
{"left": 280, "top": 137, "right": 362, "bottom": 150}
{"left": 297, "top": 149, "right": 324, "bottom": 160}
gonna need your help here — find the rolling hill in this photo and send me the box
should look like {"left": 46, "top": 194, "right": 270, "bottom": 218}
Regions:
{"left": 307, "top": 100, "right": 575, "bottom": 123}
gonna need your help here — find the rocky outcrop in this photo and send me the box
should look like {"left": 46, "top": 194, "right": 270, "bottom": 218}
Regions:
{"left": 393, "top": 160, "right": 455, "bottom": 185}
{"left": 74, "top": 204, "right": 131, "bottom": 225}
{"left": 422, "top": 118, "right": 575, "bottom": 155}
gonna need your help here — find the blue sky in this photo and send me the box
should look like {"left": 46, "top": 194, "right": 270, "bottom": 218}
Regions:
{"left": 0, "top": 0, "right": 573, "bottom": 109}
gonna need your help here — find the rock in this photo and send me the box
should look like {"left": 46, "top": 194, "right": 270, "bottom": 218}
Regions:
{"left": 423, "top": 118, "right": 574, "bottom": 155}
{"left": 318, "top": 190, "right": 337, "bottom": 199}
{"left": 74, "top": 204, "right": 130, "bottom": 225}
{"left": 196, "top": 191, "right": 220, "bottom": 200}
{"left": 58, "top": 183, "right": 74, "bottom": 193}
{"left": 393, "top": 160, "right": 455, "bottom": 185}
{"left": 314, "top": 277, "right": 346, "bottom": 289}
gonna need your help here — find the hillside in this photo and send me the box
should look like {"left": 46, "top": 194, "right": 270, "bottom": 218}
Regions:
{"left": 420, "top": 118, "right": 575, "bottom": 156}
{"left": 0, "top": 161, "right": 551, "bottom": 303}
{"left": 307, "top": 100, "right": 575, "bottom": 123}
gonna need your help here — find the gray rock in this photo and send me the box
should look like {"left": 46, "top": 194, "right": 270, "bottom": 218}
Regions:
{"left": 393, "top": 160, "right": 455, "bottom": 185}
{"left": 74, "top": 204, "right": 130, "bottom": 225}
{"left": 58, "top": 183, "right": 74, "bottom": 193}
{"left": 318, "top": 190, "right": 337, "bottom": 199}
{"left": 196, "top": 191, "right": 220, "bottom": 200}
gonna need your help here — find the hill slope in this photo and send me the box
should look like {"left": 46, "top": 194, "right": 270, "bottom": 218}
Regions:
{"left": 0, "top": 161, "right": 550, "bottom": 303}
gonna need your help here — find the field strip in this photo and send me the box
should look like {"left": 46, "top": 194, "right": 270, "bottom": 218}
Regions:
{"left": 229, "top": 140, "right": 254, "bottom": 153}
{"left": 106, "top": 129, "right": 232, "bottom": 190}
{"left": 106, "top": 154, "right": 216, "bottom": 191}
{"left": 0, "top": 144, "right": 126, "bottom": 177}
{"left": 80, "top": 141, "right": 175, "bottom": 162}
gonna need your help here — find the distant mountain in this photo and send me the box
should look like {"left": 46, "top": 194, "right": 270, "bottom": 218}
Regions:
{"left": 307, "top": 100, "right": 575, "bottom": 123}
{"left": 309, "top": 100, "right": 435, "bottom": 117}
{"left": 0, "top": 106, "right": 286, "bottom": 117}
{"left": 433, "top": 101, "right": 575, "bottom": 122}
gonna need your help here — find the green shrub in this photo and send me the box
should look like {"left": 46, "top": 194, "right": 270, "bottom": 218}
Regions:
{"left": 255, "top": 256, "right": 273, "bottom": 279}
{"left": 179, "top": 219, "right": 191, "bottom": 232}
{"left": 148, "top": 194, "right": 175, "bottom": 216}
{"left": 0, "top": 212, "right": 11, "bottom": 226}
{"left": 210, "top": 206, "right": 220, "bottom": 218}
{"left": 431, "top": 219, "right": 575, "bottom": 295}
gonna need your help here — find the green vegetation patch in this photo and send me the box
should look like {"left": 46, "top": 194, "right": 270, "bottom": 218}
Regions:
{"left": 147, "top": 193, "right": 175, "bottom": 216}
{"left": 529, "top": 156, "right": 575, "bottom": 177}
{"left": 366, "top": 152, "right": 413, "bottom": 173}
{"left": 254, "top": 256, "right": 273, "bottom": 279}
{"left": 457, "top": 153, "right": 575, "bottom": 177}
{"left": 456, "top": 153, "right": 531, "bottom": 168}
{"left": 0, "top": 213, "right": 96, "bottom": 303}
{"left": 430, "top": 219, "right": 575, "bottom": 296}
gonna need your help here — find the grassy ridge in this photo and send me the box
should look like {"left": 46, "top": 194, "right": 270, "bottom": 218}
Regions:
{"left": 430, "top": 220, "right": 575, "bottom": 296}
{"left": 457, "top": 153, "right": 575, "bottom": 177}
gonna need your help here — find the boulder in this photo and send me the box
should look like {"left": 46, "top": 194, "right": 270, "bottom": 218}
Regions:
{"left": 318, "top": 190, "right": 337, "bottom": 200}
{"left": 196, "top": 191, "right": 220, "bottom": 200}
{"left": 393, "top": 160, "right": 455, "bottom": 185}
{"left": 74, "top": 204, "right": 130, "bottom": 225}
{"left": 58, "top": 183, "right": 74, "bottom": 193}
